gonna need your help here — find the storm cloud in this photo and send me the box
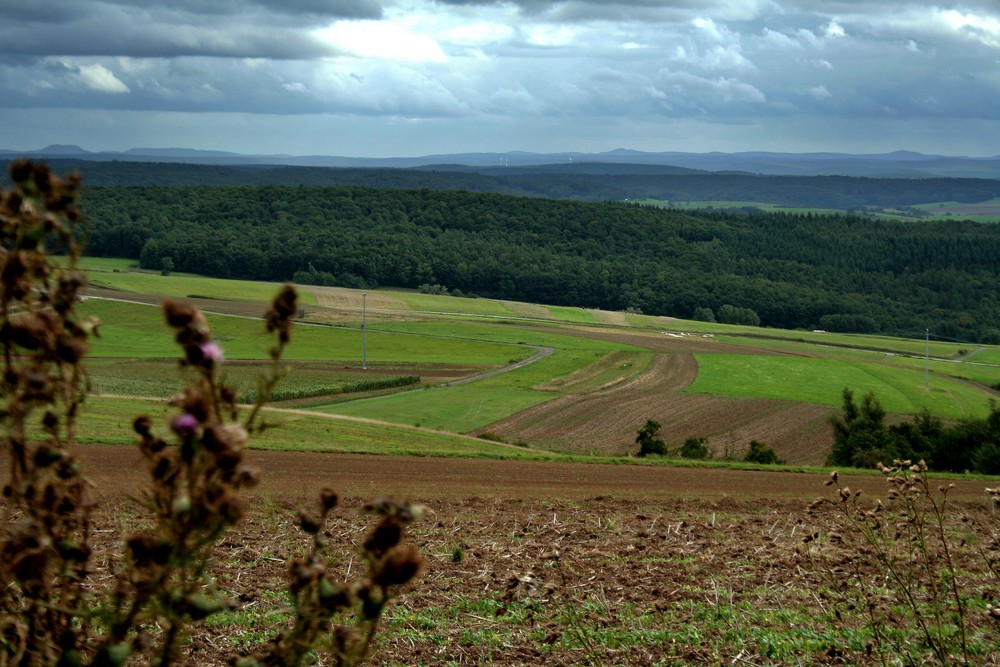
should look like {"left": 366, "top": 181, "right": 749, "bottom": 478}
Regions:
{"left": 0, "top": 0, "right": 996, "bottom": 156}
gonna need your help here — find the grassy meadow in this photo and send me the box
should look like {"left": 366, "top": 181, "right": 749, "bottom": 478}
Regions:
{"left": 687, "top": 354, "right": 992, "bottom": 420}
{"left": 72, "top": 260, "right": 1000, "bottom": 464}
{"left": 318, "top": 346, "right": 627, "bottom": 432}
{"left": 81, "top": 258, "right": 319, "bottom": 305}
{"left": 635, "top": 197, "right": 1000, "bottom": 222}
{"left": 83, "top": 299, "right": 527, "bottom": 365}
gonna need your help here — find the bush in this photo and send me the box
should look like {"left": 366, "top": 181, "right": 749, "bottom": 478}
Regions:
{"left": 743, "top": 440, "right": 783, "bottom": 464}
{"left": 635, "top": 419, "right": 666, "bottom": 457}
{"left": 679, "top": 436, "right": 710, "bottom": 459}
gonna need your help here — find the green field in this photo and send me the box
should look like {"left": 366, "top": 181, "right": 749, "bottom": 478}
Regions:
{"left": 633, "top": 198, "right": 842, "bottom": 216}
{"left": 912, "top": 198, "right": 1000, "bottom": 222}
{"left": 625, "top": 313, "right": 972, "bottom": 358}
{"left": 970, "top": 348, "right": 1000, "bottom": 365}
{"left": 881, "top": 355, "right": 1000, "bottom": 388}
{"left": 81, "top": 258, "right": 318, "bottom": 305}
{"left": 543, "top": 305, "right": 600, "bottom": 324}
{"left": 75, "top": 396, "right": 547, "bottom": 459}
{"left": 380, "top": 290, "right": 518, "bottom": 317}
{"left": 87, "top": 359, "right": 422, "bottom": 401}
{"left": 320, "top": 347, "right": 621, "bottom": 432}
{"left": 634, "top": 197, "right": 1000, "bottom": 223}
{"left": 687, "top": 354, "right": 992, "bottom": 419}
{"left": 83, "top": 299, "right": 527, "bottom": 365}
{"left": 61, "top": 260, "right": 1000, "bottom": 466}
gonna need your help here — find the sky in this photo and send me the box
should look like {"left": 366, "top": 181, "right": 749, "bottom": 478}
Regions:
{"left": 0, "top": 0, "right": 998, "bottom": 158}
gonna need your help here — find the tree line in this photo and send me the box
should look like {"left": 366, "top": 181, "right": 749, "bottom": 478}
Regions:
{"left": 80, "top": 184, "right": 1000, "bottom": 342}
{"left": 828, "top": 389, "right": 1000, "bottom": 474}
{"left": 33, "top": 158, "right": 1000, "bottom": 208}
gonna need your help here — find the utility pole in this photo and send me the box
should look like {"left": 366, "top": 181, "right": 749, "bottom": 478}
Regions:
{"left": 924, "top": 328, "right": 929, "bottom": 390}
{"left": 362, "top": 292, "right": 367, "bottom": 370}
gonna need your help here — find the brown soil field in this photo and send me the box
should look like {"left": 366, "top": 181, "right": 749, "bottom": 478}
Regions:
{"left": 479, "top": 353, "right": 835, "bottom": 464}
{"left": 71, "top": 445, "right": 991, "bottom": 503}
{"left": 12, "top": 446, "right": 996, "bottom": 666}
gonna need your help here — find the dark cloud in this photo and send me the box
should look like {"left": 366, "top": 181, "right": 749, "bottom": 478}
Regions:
{"left": 0, "top": 0, "right": 381, "bottom": 58}
{"left": 0, "top": 0, "right": 997, "bottom": 156}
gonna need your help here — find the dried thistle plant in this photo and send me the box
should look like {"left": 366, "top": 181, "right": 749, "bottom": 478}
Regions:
{"left": 803, "top": 461, "right": 998, "bottom": 665}
{"left": 238, "top": 495, "right": 424, "bottom": 667}
{"left": 0, "top": 160, "right": 95, "bottom": 666}
{"left": 0, "top": 162, "right": 422, "bottom": 667}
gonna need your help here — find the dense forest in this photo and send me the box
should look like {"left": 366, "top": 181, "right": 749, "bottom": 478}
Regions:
{"left": 36, "top": 158, "right": 1000, "bottom": 209}
{"left": 81, "top": 184, "right": 1000, "bottom": 342}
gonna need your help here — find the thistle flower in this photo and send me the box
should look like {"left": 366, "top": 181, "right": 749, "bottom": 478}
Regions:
{"left": 171, "top": 413, "right": 199, "bottom": 439}
{"left": 199, "top": 341, "right": 223, "bottom": 365}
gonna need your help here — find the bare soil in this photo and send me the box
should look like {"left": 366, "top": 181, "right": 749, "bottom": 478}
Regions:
{"left": 479, "top": 353, "right": 835, "bottom": 464}
{"left": 75, "top": 444, "right": 992, "bottom": 503}
{"left": 33, "top": 446, "right": 996, "bottom": 666}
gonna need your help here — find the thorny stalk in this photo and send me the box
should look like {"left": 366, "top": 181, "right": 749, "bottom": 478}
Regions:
{"left": 0, "top": 162, "right": 423, "bottom": 667}
{"left": 804, "top": 461, "right": 989, "bottom": 666}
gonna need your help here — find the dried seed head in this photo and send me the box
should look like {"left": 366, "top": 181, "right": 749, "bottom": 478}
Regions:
{"left": 364, "top": 518, "right": 402, "bottom": 555}
{"left": 320, "top": 487, "right": 339, "bottom": 512}
{"left": 163, "top": 299, "right": 199, "bottom": 328}
{"left": 133, "top": 415, "right": 153, "bottom": 437}
{"left": 298, "top": 511, "right": 321, "bottom": 535}
{"left": 376, "top": 543, "right": 424, "bottom": 587}
{"left": 265, "top": 284, "right": 298, "bottom": 334}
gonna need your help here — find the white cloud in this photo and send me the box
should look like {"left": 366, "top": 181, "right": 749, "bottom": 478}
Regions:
{"left": 659, "top": 69, "right": 766, "bottom": 104}
{"left": 760, "top": 28, "right": 801, "bottom": 49}
{"left": 525, "top": 25, "right": 579, "bottom": 47}
{"left": 78, "top": 63, "right": 130, "bottom": 93}
{"left": 693, "top": 17, "right": 726, "bottom": 42}
{"left": 939, "top": 9, "right": 1000, "bottom": 48}
{"left": 441, "top": 21, "right": 515, "bottom": 46}
{"left": 313, "top": 20, "right": 447, "bottom": 62}
{"left": 809, "top": 85, "right": 830, "bottom": 99}
{"left": 823, "top": 21, "right": 846, "bottom": 39}
{"left": 702, "top": 45, "right": 755, "bottom": 71}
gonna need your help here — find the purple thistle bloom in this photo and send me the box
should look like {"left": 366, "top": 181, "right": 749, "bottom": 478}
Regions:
{"left": 171, "top": 413, "right": 200, "bottom": 438}
{"left": 200, "top": 341, "right": 223, "bottom": 364}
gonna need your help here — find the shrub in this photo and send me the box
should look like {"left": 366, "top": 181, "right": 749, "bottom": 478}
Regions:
{"left": 743, "top": 440, "right": 783, "bottom": 464}
{"left": 635, "top": 419, "right": 666, "bottom": 457}
{"left": 679, "top": 436, "right": 710, "bottom": 459}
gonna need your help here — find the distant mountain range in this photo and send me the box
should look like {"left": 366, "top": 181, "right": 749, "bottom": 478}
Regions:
{"left": 3, "top": 145, "right": 1000, "bottom": 179}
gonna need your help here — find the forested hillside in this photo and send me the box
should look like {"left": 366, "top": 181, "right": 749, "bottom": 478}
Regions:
{"left": 82, "top": 185, "right": 1000, "bottom": 342}
{"left": 36, "top": 158, "right": 1000, "bottom": 208}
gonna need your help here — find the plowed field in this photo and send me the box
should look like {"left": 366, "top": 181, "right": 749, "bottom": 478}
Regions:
{"left": 479, "top": 353, "right": 834, "bottom": 463}
{"left": 14, "top": 446, "right": 995, "bottom": 666}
